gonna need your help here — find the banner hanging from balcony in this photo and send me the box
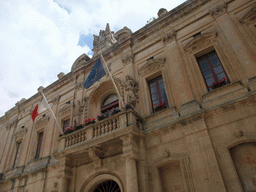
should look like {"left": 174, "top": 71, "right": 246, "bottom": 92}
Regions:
{"left": 83, "top": 58, "right": 106, "bottom": 89}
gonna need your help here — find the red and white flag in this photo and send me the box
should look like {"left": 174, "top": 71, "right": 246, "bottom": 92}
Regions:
{"left": 32, "top": 98, "right": 48, "bottom": 122}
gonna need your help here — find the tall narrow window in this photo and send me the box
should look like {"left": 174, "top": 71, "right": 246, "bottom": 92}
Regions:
{"left": 13, "top": 142, "right": 21, "bottom": 168}
{"left": 197, "top": 51, "right": 229, "bottom": 91}
{"left": 63, "top": 119, "right": 70, "bottom": 131}
{"left": 148, "top": 76, "right": 169, "bottom": 112}
{"left": 35, "top": 132, "right": 44, "bottom": 159}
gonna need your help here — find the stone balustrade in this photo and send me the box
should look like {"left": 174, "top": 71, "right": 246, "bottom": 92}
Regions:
{"left": 58, "top": 109, "right": 143, "bottom": 152}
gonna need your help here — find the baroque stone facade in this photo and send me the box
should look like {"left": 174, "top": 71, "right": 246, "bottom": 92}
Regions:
{"left": 1, "top": 0, "right": 256, "bottom": 191}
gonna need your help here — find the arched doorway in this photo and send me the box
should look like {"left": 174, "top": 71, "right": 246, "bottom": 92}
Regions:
{"left": 230, "top": 142, "right": 256, "bottom": 192}
{"left": 101, "top": 94, "right": 119, "bottom": 114}
{"left": 93, "top": 180, "right": 121, "bottom": 192}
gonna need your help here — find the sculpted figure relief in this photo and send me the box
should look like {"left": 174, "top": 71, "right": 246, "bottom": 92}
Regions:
{"left": 73, "top": 100, "right": 83, "bottom": 125}
{"left": 116, "top": 75, "right": 138, "bottom": 105}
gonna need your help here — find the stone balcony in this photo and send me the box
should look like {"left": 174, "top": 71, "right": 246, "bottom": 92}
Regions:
{"left": 55, "top": 109, "right": 144, "bottom": 167}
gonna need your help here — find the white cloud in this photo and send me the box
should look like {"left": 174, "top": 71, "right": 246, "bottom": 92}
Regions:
{"left": 0, "top": 0, "right": 186, "bottom": 117}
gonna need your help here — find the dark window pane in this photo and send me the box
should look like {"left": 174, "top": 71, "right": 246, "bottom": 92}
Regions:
{"left": 152, "top": 93, "right": 158, "bottom": 101}
{"left": 199, "top": 60, "right": 210, "bottom": 71}
{"left": 203, "top": 70, "right": 213, "bottom": 79}
{"left": 158, "top": 77, "right": 163, "bottom": 83}
{"left": 150, "top": 81, "right": 156, "bottom": 88}
{"left": 150, "top": 86, "right": 157, "bottom": 93}
{"left": 206, "top": 77, "right": 215, "bottom": 86}
{"left": 159, "top": 82, "right": 165, "bottom": 90}
{"left": 35, "top": 132, "right": 44, "bottom": 159}
{"left": 217, "top": 72, "right": 226, "bottom": 80}
{"left": 214, "top": 65, "right": 223, "bottom": 74}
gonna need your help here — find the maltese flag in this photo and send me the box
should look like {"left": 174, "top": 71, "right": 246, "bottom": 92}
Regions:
{"left": 32, "top": 98, "right": 48, "bottom": 122}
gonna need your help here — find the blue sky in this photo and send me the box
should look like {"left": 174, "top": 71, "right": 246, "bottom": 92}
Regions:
{"left": 0, "top": 0, "right": 186, "bottom": 117}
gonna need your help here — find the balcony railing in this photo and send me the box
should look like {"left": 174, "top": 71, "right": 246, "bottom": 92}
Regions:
{"left": 58, "top": 109, "right": 143, "bottom": 151}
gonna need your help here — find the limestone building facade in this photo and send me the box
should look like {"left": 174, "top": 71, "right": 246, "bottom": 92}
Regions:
{"left": 0, "top": 0, "right": 256, "bottom": 191}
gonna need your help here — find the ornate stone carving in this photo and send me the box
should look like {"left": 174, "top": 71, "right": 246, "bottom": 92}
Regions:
{"left": 75, "top": 81, "right": 83, "bottom": 90}
{"left": 58, "top": 103, "right": 71, "bottom": 118}
{"left": 138, "top": 58, "right": 166, "bottom": 77}
{"left": 163, "top": 150, "right": 170, "bottom": 158}
{"left": 73, "top": 100, "right": 83, "bottom": 125}
{"left": 234, "top": 128, "right": 243, "bottom": 138}
{"left": 122, "top": 53, "right": 134, "bottom": 66}
{"left": 51, "top": 95, "right": 61, "bottom": 105}
{"left": 93, "top": 23, "right": 117, "bottom": 56}
{"left": 115, "top": 76, "right": 139, "bottom": 106}
{"left": 183, "top": 31, "right": 218, "bottom": 53}
{"left": 209, "top": 2, "right": 227, "bottom": 18}
{"left": 162, "top": 30, "right": 176, "bottom": 43}
{"left": 35, "top": 115, "right": 50, "bottom": 129}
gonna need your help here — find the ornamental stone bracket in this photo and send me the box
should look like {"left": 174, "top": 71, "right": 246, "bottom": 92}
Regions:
{"left": 239, "top": 4, "right": 256, "bottom": 24}
{"left": 5, "top": 118, "right": 19, "bottom": 129}
{"left": 208, "top": 2, "right": 227, "bottom": 19}
{"left": 138, "top": 58, "right": 166, "bottom": 77}
{"left": 183, "top": 31, "right": 218, "bottom": 53}
{"left": 122, "top": 53, "right": 134, "bottom": 66}
{"left": 162, "top": 30, "right": 176, "bottom": 44}
{"left": 75, "top": 81, "right": 84, "bottom": 90}
{"left": 51, "top": 95, "right": 61, "bottom": 105}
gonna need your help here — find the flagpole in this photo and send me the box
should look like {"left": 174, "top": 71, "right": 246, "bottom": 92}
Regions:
{"left": 39, "top": 91, "right": 64, "bottom": 135}
{"left": 100, "top": 53, "right": 125, "bottom": 106}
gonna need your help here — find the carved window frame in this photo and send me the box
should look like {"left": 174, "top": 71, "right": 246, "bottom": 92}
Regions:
{"left": 217, "top": 136, "right": 256, "bottom": 191}
{"left": 138, "top": 57, "right": 172, "bottom": 115}
{"left": 152, "top": 154, "right": 194, "bottom": 192}
{"left": 29, "top": 115, "right": 49, "bottom": 161}
{"left": 183, "top": 31, "right": 235, "bottom": 95}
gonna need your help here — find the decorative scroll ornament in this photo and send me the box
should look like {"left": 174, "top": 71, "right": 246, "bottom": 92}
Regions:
{"left": 122, "top": 53, "right": 134, "bottom": 66}
{"left": 208, "top": 2, "right": 227, "bottom": 18}
{"left": 138, "top": 58, "right": 166, "bottom": 77}
{"left": 162, "top": 30, "right": 176, "bottom": 43}
{"left": 51, "top": 95, "right": 61, "bottom": 105}
{"left": 75, "top": 81, "right": 83, "bottom": 90}
{"left": 163, "top": 150, "right": 170, "bottom": 158}
{"left": 234, "top": 128, "right": 243, "bottom": 138}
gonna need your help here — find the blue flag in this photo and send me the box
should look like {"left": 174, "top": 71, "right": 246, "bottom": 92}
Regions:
{"left": 84, "top": 58, "right": 106, "bottom": 89}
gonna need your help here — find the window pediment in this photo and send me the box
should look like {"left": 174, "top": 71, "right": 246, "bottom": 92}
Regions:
{"left": 138, "top": 58, "right": 166, "bottom": 77}
{"left": 58, "top": 103, "right": 71, "bottom": 118}
{"left": 184, "top": 31, "right": 217, "bottom": 52}
{"left": 35, "top": 115, "right": 50, "bottom": 130}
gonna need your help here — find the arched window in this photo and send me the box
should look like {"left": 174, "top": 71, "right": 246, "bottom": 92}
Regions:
{"left": 101, "top": 94, "right": 119, "bottom": 114}
{"left": 230, "top": 143, "right": 256, "bottom": 191}
{"left": 93, "top": 180, "right": 121, "bottom": 192}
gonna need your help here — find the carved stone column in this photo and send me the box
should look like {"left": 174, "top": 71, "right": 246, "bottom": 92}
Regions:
{"left": 209, "top": 2, "right": 256, "bottom": 79}
{"left": 163, "top": 32, "right": 198, "bottom": 115}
